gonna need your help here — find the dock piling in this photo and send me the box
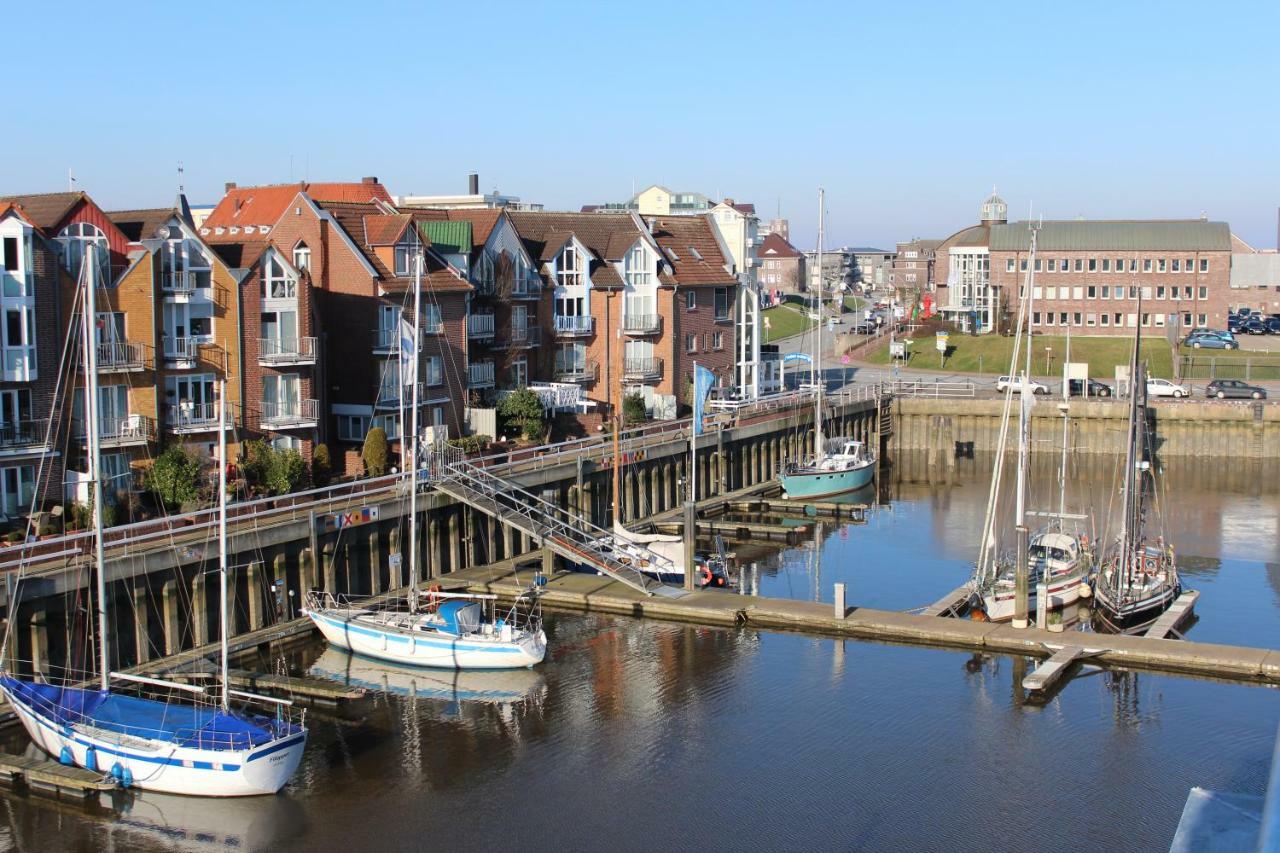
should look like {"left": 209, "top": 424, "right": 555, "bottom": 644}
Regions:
{"left": 683, "top": 501, "right": 695, "bottom": 591}
{"left": 834, "top": 582, "right": 846, "bottom": 619}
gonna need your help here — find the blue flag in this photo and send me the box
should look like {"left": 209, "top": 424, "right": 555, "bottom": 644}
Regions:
{"left": 693, "top": 364, "right": 716, "bottom": 435}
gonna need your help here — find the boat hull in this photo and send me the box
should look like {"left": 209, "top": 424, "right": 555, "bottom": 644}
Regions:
{"left": 1, "top": 687, "right": 305, "bottom": 797}
{"left": 780, "top": 461, "right": 875, "bottom": 499}
{"left": 1093, "top": 582, "right": 1181, "bottom": 634}
{"left": 307, "top": 609, "right": 546, "bottom": 670}
{"left": 982, "top": 573, "right": 1087, "bottom": 622}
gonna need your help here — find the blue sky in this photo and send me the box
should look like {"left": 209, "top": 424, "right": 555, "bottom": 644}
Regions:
{"left": 6, "top": 1, "right": 1279, "bottom": 250}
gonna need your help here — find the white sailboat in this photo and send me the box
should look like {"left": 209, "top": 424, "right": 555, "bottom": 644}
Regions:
{"left": 779, "top": 189, "right": 875, "bottom": 499}
{"left": 0, "top": 251, "right": 306, "bottom": 795}
{"left": 304, "top": 251, "right": 546, "bottom": 669}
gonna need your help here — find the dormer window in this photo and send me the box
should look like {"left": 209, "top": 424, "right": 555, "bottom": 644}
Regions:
{"left": 263, "top": 253, "right": 296, "bottom": 300}
{"left": 558, "top": 247, "right": 581, "bottom": 287}
{"left": 624, "top": 244, "right": 651, "bottom": 287}
{"left": 393, "top": 232, "right": 420, "bottom": 277}
{"left": 57, "top": 222, "right": 108, "bottom": 280}
{"left": 293, "top": 243, "right": 310, "bottom": 272}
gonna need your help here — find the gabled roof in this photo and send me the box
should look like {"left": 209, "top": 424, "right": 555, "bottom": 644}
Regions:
{"left": 717, "top": 200, "right": 756, "bottom": 216}
{"left": 440, "top": 208, "right": 503, "bottom": 247}
{"left": 362, "top": 214, "right": 412, "bottom": 246}
{"left": 207, "top": 237, "right": 271, "bottom": 270}
{"left": 507, "top": 211, "right": 650, "bottom": 289}
{"left": 108, "top": 208, "right": 177, "bottom": 242}
{"left": 418, "top": 220, "right": 473, "bottom": 255}
{"left": 316, "top": 200, "right": 470, "bottom": 292}
{"left": 202, "top": 180, "right": 392, "bottom": 230}
{"left": 0, "top": 191, "right": 85, "bottom": 230}
{"left": 757, "top": 232, "right": 803, "bottom": 259}
{"left": 645, "top": 215, "right": 737, "bottom": 286}
{"left": 0, "top": 201, "right": 36, "bottom": 230}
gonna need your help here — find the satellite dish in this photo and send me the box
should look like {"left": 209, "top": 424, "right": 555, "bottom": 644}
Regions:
{"left": 155, "top": 225, "right": 172, "bottom": 239}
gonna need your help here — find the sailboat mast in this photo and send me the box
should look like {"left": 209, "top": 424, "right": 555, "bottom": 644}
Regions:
{"left": 407, "top": 253, "right": 422, "bottom": 614}
{"left": 81, "top": 250, "right": 109, "bottom": 691}
{"left": 1117, "top": 292, "right": 1143, "bottom": 594}
{"left": 813, "top": 188, "right": 824, "bottom": 459}
{"left": 1014, "top": 226, "right": 1038, "bottom": 525}
{"left": 217, "top": 380, "right": 229, "bottom": 711}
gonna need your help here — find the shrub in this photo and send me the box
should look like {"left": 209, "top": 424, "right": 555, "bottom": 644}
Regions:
{"left": 311, "top": 443, "right": 332, "bottom": 487}
{"left": 362, "top": 427, "right": 389, "bottom": 477}
{"left": 240, "top": 440, "right": 311, "bottom": 496}
{"left": 498, "top": 388, "right": 545, "bottom": 441}
{"left": 622, "top": 393, "right": 647, "bottom": 426}
{"left": 447, "top": 434, "right": 492, "bottom": 455}
{"left": 146, "top": 445, "right": 204, "bottom": 509}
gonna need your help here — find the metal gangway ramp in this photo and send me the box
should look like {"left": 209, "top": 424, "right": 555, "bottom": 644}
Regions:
{"left": 422, "top": 448, "right": 673, "bottom": 596}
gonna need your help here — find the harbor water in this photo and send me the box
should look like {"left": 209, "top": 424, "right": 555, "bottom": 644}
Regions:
{"left": 1, "top": 453, "right": 1277, "bottom": 852}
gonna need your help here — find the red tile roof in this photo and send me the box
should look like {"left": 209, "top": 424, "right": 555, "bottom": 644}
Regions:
{"left": 443, "top": 209, "right": 503, "bottom": 247}
{"left": 363, "top": 214, "right": 412, "bottom": 246}
{"left": 646, "top": 216, "right": 738, "bottom": 286}
{"left": 315, "top": 200, "right": 470, "bottom": 292}
{"left": 202, "top": 180, "right": 392, "bottom": 230}
{"left": 757, "top": 232, "right": 803, "bottom": 259}
{"left": 0, "top": 191, "right": 86, "bottom": 231}
{"left": 108, "top": 207, "right": 177, "bottom": 242}
{"left": 506, "top": 211, "right": 646, "bottom": 287}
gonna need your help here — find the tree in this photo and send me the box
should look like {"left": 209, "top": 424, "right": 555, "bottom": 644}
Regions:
{"left": 498, "top": 387, "right": 545, "bottom": 441}
{"left": 622, "top": 393, "right": 647, "bottom": 426}
{"left": 362, "top": 427, "right": 389, "bottom": 477}
{"left": 146, "top": 445, "right": 204, "bottom": 508}
{"left": 240, "top": 440, "right": 311, "bottom": 496}
{"left": 312, "top": 443, "right": 332, "bottom": 487}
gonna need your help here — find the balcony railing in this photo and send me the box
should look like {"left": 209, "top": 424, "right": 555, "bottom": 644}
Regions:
{"left": 554, "top": 360, "right": 599, "bottom": 384}
{"left": 554, "top": 315, "right": 595, "bottom": 337}
{"left": 623, "top": 356, "right": 663, "bottom": 381}
{"left": 161, "top": 271, "right": 200, "bottom": 295}
{"left": 512, "top": 280, "right": 543, "bottom": 300}
{"left": 165, "top": 403, "right": 222, "bottom": 433}
{"left": 95, "top": 415, "right": 156, "bottom": 448}
{"left": 94, "top": 341, "right": 148, "bottom": 372}
{"left": 162, "top": 337, "right": 201, "bottom": 364}
{"left": 499, "top": 326, "right": 542, "bottom": 349}
{"left": 261, "top": 398, "right": 319, "bottom": 429}
{"left": 623, "top": 314, "right": 662, "bottom": 335}
{"left": 422, "top": 317, "right": 444, "bottom": 335}
{"left": 259, "top": 336, "right": 317, "bottom": 365}
{"left": 468, "top": 361, "right": 496, "bottom": 388}
{"left": 375, "top": 383, "right": 426, "bottom": 410}
{"left": 0, "top": 420, "right": 47, "bottom": 451}
{"left": 473, "top": 278, "right": 496, "bottom": 297}
{"left": 373, "top": 327, "right": 425, "bottom": 354}
{"left": 467, "top": 314, "right": 496, "bottom": 340}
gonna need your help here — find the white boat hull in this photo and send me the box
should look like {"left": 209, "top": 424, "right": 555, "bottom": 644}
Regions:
{"left": 981, "top": 573, "right": 1087, "bottom": 622}
{"left": 2, "top": 688, "right": 305, "bottom": 797}
{"left": 307, "top": 609, "right": 545, "bottom": 670}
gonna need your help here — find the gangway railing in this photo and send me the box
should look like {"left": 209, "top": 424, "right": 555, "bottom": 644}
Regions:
{"left": 424, "top": 453, "right": 668, "bottom": 595}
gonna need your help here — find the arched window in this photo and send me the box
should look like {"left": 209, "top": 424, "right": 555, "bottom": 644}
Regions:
{"left": 57, "top": 222, "right": 108, "bottom": 281}
{"left": 292, "top": 242, "right": 310, "bottom": 272}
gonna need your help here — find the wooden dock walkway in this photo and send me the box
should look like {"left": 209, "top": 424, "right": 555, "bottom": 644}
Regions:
{"left": 653, "top": 519, "right": 808, "bottom": 544}
{"left": 1021, "top": 645, "right": 1097, "bottom": 693}
{"left": 726, "top": 498, "right": 869, "bottom": 521}
{"left": 1146, "top": 591, "right": 1200, "bottom": 640}
{"left": 0, "top": 752, "right": 116, "bottom": 801}
{"left": 920, "top": 585, "right": 974, "bottom": 617}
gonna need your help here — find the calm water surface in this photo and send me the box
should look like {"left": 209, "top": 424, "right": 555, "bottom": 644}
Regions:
{"left": 0, "top": 454, "right": 1276, "bottom": 852}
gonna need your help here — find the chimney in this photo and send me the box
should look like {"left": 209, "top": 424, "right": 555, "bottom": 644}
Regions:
{"left": 225, "top": 182, "right": 237, "bottom": 192}
{"left": 468, "top": 172, "right": 479, "bottom": 195}
{"left": 362, "top": 176, "right": 378, "bottom": 185}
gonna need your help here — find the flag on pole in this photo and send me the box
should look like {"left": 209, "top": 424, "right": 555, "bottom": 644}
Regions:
{"left": 399, "top": 317, "right": 417, "bottom": 386}
{"left": 693, "top": 363, "right": 716, "bottom": 436}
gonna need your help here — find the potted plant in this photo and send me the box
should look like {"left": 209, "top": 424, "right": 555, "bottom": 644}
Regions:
{"left": 1047, "top": 610, "right": 1064, "bottom": 633}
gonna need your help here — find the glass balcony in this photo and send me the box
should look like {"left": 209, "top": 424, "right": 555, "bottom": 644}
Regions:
{"left": 554, "top": 315, "right": 595, "bottom": 337}
{"left": 0, "top": 420, "right": 47, "bottom": 452}
{"left": 622, "top": 357, "right": 663, "bottom": 381}
{"left": 261, "top": 398, "right": 319, "bottom": 430}
{"left": 468, "top": 361, "right": 496, "bottom": 388}
{"left": 259, "top": 336, "right": 317, "bottom": 366}
{"left": 165, "top": 402, "right": 222, "bottom": 433}
{"left": 553, "top": 360, "right": 598, "bottom": 384}
{"left": 622, "top": 314, "right": 662, "bottom": 335}
{"left": 467, "top": 314, "right": 496, "bottom": 340}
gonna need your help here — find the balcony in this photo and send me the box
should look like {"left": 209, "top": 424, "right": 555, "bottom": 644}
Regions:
{"left": 165, "top": 403, "right": 224, "bottom": 434}
{"left": 554, "top": 315, "right": 595, "bottom": 337}
{"left": 373, "top": 327, "right": 425, "bottom": 355}
{"left": 511, "top": 280, "right": 543, "bottom": 300}
{"left": 161, "top": 270, "right": 198, "bottom": 297}
{"left": 162, "top": 337, "right": 202, "bottom": 367}
{"left": 259, "top": 336, "right": 317, "bottom": 366}
{"left": 473, "top": 278, "right": 496, "bottom": 297}
{"left": 468, "top": 361, "right": 496, "bottom": 389}
{"left": 498, "top": 326, "right": 541, "bottom": 349}
{"left": 89, "top": 341, "right": 149, "bottom": 373}
{"left": 375, "top": 382, "right": 426, "bottom": 411}
{"left": 261, "top": 398, "right": 319, "bottom": 430}
{"left": 97, "top": 415, "right": 156, "bottom": 448}
{"left": 554, "top": 360, "right": 598, "bottom": 384}
{"left": 422, "top": 316, "right": 444, "bottom": 335}
{"left": 623, "top": 356, "right": 663, "bottom": 381}
{"left": 467, "top": 314, "right": 496, "bottom": 341}
{"left": 0, "top": 420, "right": 49, "bottom": 456}
{"left": 623, "top": 314, "right": 662, "bottom": 336}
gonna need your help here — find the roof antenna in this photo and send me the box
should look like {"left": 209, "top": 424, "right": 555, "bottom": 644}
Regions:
{"left": 177, "top": 161, "right": 185, "bottom": 193}
{"left": 68, "top": 168, "right": 76, "bottom": 192}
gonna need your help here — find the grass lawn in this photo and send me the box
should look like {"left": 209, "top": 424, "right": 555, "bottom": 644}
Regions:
{"left": 763, "top": 304, "right": 815, "bottom": 343}
{"left": 865, "top": 333, "right": 1175, "bottom": 378}
{"left": 843, "top": 296, "right": 867, "bottom": 312}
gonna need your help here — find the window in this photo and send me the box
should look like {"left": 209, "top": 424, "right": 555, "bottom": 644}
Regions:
{"left": 1199, "top": 258, "right": 1209, "bottom": 273}
{"left": 1059, "top": 259, "right": 1068, "bottom": 272}
{"left": 1073, "top": 312, "right": 1082, "bottom": 326}
{"left": 1129, "top": 259, "right": 1137, "bottom": 272}
{"left": 1143, "top": 259, "right": 1151, "bottom": 272}
{"left": 1183, "top": 286, "right": 1193, "bottom": 300}
{"left": 1184, "top": 312, "right": 1192, "bottom": 326}
{"left": 424, "top": 355, "right": 443, "bottom": 386}
{"left": 1020, "top": 259, "right": 1028, "bottom": 272}
{"left": 557, "top": 247, "right": 581, "bottom": 287}
{"left": 56, "top": 222, "right": 108, "bottom": 280}
{"left": 1198, "top": 286, "right": 1208, "bottom": 299}
{"left": 1100, "top": 313, "right": 1110, "bottom": 326}
{"left": 293, "top": 243, "right": 310, "bottom": 272}
{"left": 1156, "top": 286, "right": 1166, "bottom": 299}
{"left": 1044, "top": 312, "right": 1055, "bottom": 326}
{"left": 1087, "top": 286, "right": 1096, "bottom": 298}
{"left": 263, "top": 253, "right": 296, "bottom": 299}
{"left": 508, "top": 357, "right": 527, "bottom": 388}
{"left": 1141, "top": 287, "right": 1152, "bottom": 299}
{"left": 1, "top": 238, "right": 17, "bottom": 271}
{"left": 1102, "top": 259, "right": 1111, "bottom": 272}
{"left": 394, "top": 239, "right": 417, "bottom": 276}
{"left": 1074, "top": 258, "right": 1084, "bottom": 272}
{"left": 422, "top": 303, "right": 442, "bottom": 333}
{"left": 713, "top": 331, "right": 723, "bottom": 350}
{"left": 624, "top": 244, "right": 652, "bottom": 287}
{"left": 262, "top": 373, "right": 300, "bottom": 417}
{"left": 714, "top": 288, "right": 729, "bottom": 320}
{"left": 685, "top": 291, "right": 696, "bottom": 311}
{"left": 1005, "top": 258, "right": 1015, "bottom": 272}
{"left": 1044, "top": 258, "right": 1054, "bottom": 272}
{"left": 1155, "top": 314, "right": 1165, "bottom": 327}
{"left": 337, "top": 414, "right": 371, "bottom": 442}
{"left": 1185, "top": 258, "right": 1193, "bottom": 273}
{"left": 1126, "top": 313, "right": 1136, "bottom": 327}
{"left": 1032, "top": 287, "right": 1043, "bottom": 300}
{"left": 1101, "top": 286, "right": 1110, "bottom": 299}
{"left": 1045, "top": 287, "right": 1056, "bottom": 300}
{"left": 1032, "top": 311, "right": 1041, "bottom": 325}
{"left": 1072, "top": 286, "right": 1083, "bottom": 299}
{"left": 1114, "top": 313, "right": 1123, "bottom": 326}
{"left": 1172, "top": 259, "right": 1180, "bottom": 273}
{"left": 476, "top": 252, "right": 494, "bottom": 290}
{"left": 1059, "top": 312, "right": 1068, "bottom": 325}
{"left": 1034, "top": 259, "right": 1042, "bottom": 272}
{"left": 685, "top": 333, "right": 698, "bottom": 353}
{"left": 261, "top": 310, "right": 298, "bottom": 351}
{"left": 0, "top": 464, "right": 35, "bottom": 518}
{"left": 1158, "top": 259, "right": 1166, "bottom": 273}
{"left": 1142, "top": 314, "right": 1150, "bottom": 326}
{"left": 1197, "top": 313, "right": 1207, "bottom": 327}
{"left": 1088, "top": 258, "right": 1097, "bottom": 272}
{"left": 1086, "top": 313, "right": 1096, "bottom": 326}
{"left": 1117, "top": 259, "right": 1125, "bottom": 271}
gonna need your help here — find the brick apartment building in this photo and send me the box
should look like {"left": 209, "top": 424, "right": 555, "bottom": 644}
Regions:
{"left": 756, "top": 232, "right": 805, "bottom": 294}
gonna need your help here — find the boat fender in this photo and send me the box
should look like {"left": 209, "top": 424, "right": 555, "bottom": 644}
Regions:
{"left": 58, "top": 746, "right": 74, "bottom": 766}
{"left": 110, "top": 762, "right": 123, "bottom": 781}
{"left": 1078, "top": 582, "right": 1093, "bottom": 599}
{"left": 84, "top": 746, "right": 98, "bottom": 773}
{"left": 121, "top": 767, "right": 134, "bottom": 788}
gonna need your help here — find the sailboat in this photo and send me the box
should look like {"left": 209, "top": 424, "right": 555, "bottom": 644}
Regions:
{"left": 780, "top": 189, "right": 876, "bottom": 499}
{"left": 971, "top": 225, "right": 1092, "bottom": 622}
{"left": 304, "top": 251, "right": 546, "bottom": 669}
{"left": 0, "top": 252, "right": 306, "bottom": 795}
{"left": 1093, "top": 297, "right": 1182, "bottom": 633}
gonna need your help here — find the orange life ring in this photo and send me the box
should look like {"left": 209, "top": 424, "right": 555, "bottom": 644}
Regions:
{"left": 699, "top": 564, "right": 713, "bottom": 587}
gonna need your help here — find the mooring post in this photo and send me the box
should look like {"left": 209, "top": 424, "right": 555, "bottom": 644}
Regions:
{"left": 683, "top": 500, "right": 696, "bottom": 591}
{"left": 834, "top": 582, "right": 846, "bottom": 619}
{"left": 1035, "top": 581, "right": 1048, "bottom": 630}
{"left": 1013, "top": 524, "right": 1029, "bottom": 629}
{"left": 542, "top": 543, "right": 555, "bottom": 577}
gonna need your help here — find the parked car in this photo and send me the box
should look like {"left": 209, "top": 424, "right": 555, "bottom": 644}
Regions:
{"left": 1068, "top": 378, "right": 1112, "bottom": 398}
{"left": 853, "top": 321, "right": 876, "bottom": 335}
{"left": 1146, "top": 378, "right": 1189, "bottom": 399}
{"left": 1205, "top": 379, "right": 1267, "bottom": 400}
{"left": 1266, "top": 318, "right": 1280, "bottom": 334}
{"left": 1227, "top": 317, "right": 1244, "bottom": 333}
{"left": 1242, "top": 319, "right": 1269, "bottom": 335}
{"left": 1185, "top": 331, "right": 1239, "bottom": 350}
{"left": 995, "top": 375, "right": 1049, "bottom": 395}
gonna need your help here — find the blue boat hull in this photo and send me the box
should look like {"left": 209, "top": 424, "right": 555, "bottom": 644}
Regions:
{"left": 780, "top": 462, "right": 875, "bottom": 499}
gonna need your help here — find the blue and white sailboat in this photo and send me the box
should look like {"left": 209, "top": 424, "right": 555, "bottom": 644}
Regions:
{"left": 780, "top": 189, "right": 876, "bottom": 499}
{"left": 0, "top": 252, "right": 305, "bottom": 796}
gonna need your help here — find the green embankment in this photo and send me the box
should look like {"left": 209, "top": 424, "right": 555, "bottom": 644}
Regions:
{"left": 865, "top": 333, "right": 1175, "bottom": 378}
